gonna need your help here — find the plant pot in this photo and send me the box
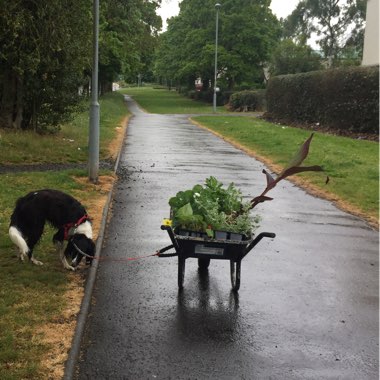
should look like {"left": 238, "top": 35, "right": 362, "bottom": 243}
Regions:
{"left": 177, "top": 229, "right": 191, "bottom": 236}
{"left": 229, "top": 233, "right": 244, "bottom": 241}
{"left": 214, "top": 230, "right": 228, "bottom": 240}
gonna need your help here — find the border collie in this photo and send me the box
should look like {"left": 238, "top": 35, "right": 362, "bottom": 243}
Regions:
{"left": 9, "top": 189, "right": 95, "bottom": 270}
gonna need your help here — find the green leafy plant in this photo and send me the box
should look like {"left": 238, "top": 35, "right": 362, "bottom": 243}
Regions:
{"left": 169, "top": 177, "right": 258, "bottom": 237}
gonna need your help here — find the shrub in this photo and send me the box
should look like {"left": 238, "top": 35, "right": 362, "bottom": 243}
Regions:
{"left": 186, "top": 89, "right": 230, "bottom": 106}
{"left": 188, "top": 90, "right": 197, "bottom": 99}
{"left": 266, "top": 66, "right": 379, "bottom": 134}
{"left": 229, "top": 90, "right": 266, "bottom": 112}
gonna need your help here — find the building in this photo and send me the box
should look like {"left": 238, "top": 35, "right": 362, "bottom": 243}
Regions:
{"left": 362, "top": 0, "right": 379, "bottom": 65}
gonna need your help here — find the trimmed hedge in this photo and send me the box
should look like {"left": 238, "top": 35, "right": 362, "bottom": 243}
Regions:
{"left": 229, "top": 90, "right": 266, "bottom": 112}
{"left": 266, "top": 66, "right": 379, "bottom": 134}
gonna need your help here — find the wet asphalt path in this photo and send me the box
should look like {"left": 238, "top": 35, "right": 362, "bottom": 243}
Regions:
{"left": 76, "top": 96, "right": 378, "bottom": 379}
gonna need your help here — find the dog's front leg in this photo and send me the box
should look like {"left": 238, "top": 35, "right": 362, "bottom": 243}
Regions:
{"left": 30, "top": 256, "right": 44, "bottom": 266}
{"left": 19, "top": 251, "right": 28, "bottom": 262}
{"left": 54, "top": 230, "right": 75, "bottom": 271}
{"left": 55, "top": 240, "right": 64, "bottom": 254}
{"left": 53, "top": 229, "right": 65, "bottom": 253}
{"left": 59, "top": 249, "right": 76, "bottom": 271}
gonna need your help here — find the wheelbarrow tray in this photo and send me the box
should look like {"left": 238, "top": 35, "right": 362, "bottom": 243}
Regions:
{"left": 173, "top": 234, "right": 251, "bottom": 262}
{"left": 159, "top": 225, "right": 275, "bottom": 292}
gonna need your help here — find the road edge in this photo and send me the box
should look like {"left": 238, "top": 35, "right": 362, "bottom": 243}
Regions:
{"left": 63, "top": 114, "right": 129, "bottom": 380}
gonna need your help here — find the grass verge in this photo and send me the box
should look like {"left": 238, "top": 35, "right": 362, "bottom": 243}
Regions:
{"left": 0, "top": 92, "right": 129, "bottom": 164}
{"left": 119, "top": 86, "right": 229, "bottom": 114}
{"left": 0, "top": 92, "right": 128, "bottom": 379}
{"left": 192, "top": 116, "right": 378, "bottom": 227}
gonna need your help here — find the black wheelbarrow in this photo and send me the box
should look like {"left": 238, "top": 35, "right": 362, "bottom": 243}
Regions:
{"left": 158, "top": 225, "right": 275, "bottom": 291}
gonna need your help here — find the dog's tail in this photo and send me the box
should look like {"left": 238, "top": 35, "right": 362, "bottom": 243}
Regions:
{"left": 9, "top": 226, "right": 30, "bottom": 256}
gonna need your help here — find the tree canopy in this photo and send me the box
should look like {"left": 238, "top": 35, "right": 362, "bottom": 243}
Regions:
{"left": 269, "top": 39, "right": 322, "bottom": 76}
{"left": 154, "top": 0, "right": 281, "bottom": 91}
{"left": 282, "top": 0, "right": 366, "bottom": 66}
{"left": 0, "top": 0, "right": 161, "bottom": 131}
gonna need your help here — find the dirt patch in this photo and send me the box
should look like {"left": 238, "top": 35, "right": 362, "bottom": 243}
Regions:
{"left": 108, "top": 116, "right": 129, "bottom": 161}
{"left": 193, "top": 120, "right": 378, "bottom": 230}
{"left": 36, "top": 174, "right": 116, "bottom": 379}
{"left": 36, "top": 274, "right": 85, "bottom": 379}
{"left": 74, "top": 175, "right": 115, "bottom": 238}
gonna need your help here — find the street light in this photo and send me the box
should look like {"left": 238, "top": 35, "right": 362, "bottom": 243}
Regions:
{"left": 213, "top": 3, "right": 221, "bottom": 113}
{"left": 89, "top": 0, "right": 100, "bottom": 183}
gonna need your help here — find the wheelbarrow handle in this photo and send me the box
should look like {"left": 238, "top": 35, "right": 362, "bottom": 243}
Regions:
{"left": 157, "top": 244, "right": 178, "bottom": 258}
{"left": 161, "top": 225, "right": 180, "bottom": 252}
{"left": 243, "top": 232, "right": 276, "bottom": 257}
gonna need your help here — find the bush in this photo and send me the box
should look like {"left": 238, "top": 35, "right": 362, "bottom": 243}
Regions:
{"left": 188, "top": 90, "right": 197, "bottom": 99}
{"left": 266, "top": 66, "right": 379, "bottom": 134}
{"left": 186, "top": 89, "right": 231, "bottom": 106}
{"left": 229, "top": 90, "right": 266, "bottom": 112}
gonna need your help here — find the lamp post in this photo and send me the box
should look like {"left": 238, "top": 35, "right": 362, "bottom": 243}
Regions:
{"left": 213, "top": 3, "right": 221, "bottom": 113}
{"left": 88, "top": 0, "right": 100, "bottom": 183}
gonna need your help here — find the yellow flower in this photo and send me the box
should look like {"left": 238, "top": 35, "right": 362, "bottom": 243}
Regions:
{"left": 162, "top": 218, "right": 172, "bottom": 226}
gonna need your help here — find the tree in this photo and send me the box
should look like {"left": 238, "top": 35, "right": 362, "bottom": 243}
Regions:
{"left": 283, "top": 0, "right": 366, "bottom": 67}
{"left": 154, "top": 0, "right": 280, "bottom": 92}
{"left": 0, "top": 0, "right": 162, "bottom": 131}
{"left": 99, "top": 0, "right": 162, "bottom": 91}
{"left": 270, "top": 39, "right": 322, "bottom": 75}
{"left": 0, "top": 0, "right": 92, "bottom": 130}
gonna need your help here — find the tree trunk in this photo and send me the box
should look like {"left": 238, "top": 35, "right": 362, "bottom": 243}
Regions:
{"left": 0, "top": 69, "right": 16, "bottom": 129}
{"left": 0, "top": 69, "right": 24, "bottom": 129}
{"left": 228, "top": 76, "right": 235, "bottom": 90}
{"left": 13, "top": 75, "right": 23, "bottom": 129}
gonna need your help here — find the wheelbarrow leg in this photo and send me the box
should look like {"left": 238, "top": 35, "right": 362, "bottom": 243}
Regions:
{"left": 178, "top": 256, "right": 186, "bottom": 290}
{"left": 230, "top": 260, "right": 241, "bottom": 292}
{"left": 198, "top": 258, "right": 210, "bottom": 270}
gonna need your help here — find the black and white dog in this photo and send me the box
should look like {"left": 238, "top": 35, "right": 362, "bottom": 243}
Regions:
{"left": 9, "top": 189, "right": 95, "bottom": 270}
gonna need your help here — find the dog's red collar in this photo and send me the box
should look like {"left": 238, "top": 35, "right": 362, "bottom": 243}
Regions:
{"left": 63, "top": 215, "right": 89, "bottom": 240}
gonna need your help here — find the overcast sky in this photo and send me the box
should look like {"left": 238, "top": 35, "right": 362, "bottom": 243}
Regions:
{"left": 157, "top": 0, "right": 300, "bottom": 30}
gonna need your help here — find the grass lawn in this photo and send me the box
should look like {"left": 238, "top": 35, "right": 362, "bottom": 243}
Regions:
{"left": 0, "top": 92, "right": 129, "bottom": 164}
{"left": 193, "top": 116, "right": 379, "bottom": 224}
{"left": 119, "top": 86, "right": 229, "bottom": 114}
{"left": 0, "top": 170, "right": 114, "bottom": 379}
{"left": 0, "top": 92, "right": 128, "bottom": 379}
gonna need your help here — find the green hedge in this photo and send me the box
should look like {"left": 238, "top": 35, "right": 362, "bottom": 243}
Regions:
{"left": 229, "top": 90, "right": 266, "bottom": 111}
{"left": 266, "top": 66, "right": 379, "bottom": 134}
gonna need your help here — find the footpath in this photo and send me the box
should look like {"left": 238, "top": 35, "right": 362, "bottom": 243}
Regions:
{"left": 70, "top": 96, "right": 378, "bottom": 380}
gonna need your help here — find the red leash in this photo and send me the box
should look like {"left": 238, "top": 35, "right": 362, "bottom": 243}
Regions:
{"left": 126, "top": 252, "right": 160, "bottom": 261}
{"left": 76, "top": 244, "right": 176, "bottom": 263}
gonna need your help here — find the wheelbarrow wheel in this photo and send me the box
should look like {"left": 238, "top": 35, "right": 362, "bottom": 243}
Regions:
{"left": 178, "top": 256, "right": 185, "bottom": 289}
{"left": 230, "top": 260, "right": 241, "bottom": 292}
{"left": 198, "top": 258, "right": 210, "bottom": 270}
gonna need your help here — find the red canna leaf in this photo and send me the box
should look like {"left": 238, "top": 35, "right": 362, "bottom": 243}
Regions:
{"left": 278, "top": 165, "right": 324, "bottom": 181}
{"left": 281, "top": 133, "right": 314, "bottom": 174}
{"left": 262, "top": 169, "right": 276, "bottom": 190}
{"left": 250, "top": 195, "right": 273, "bottom": 209}
{"left": 247, "top": 133, "right": 327, "bottom": 211}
